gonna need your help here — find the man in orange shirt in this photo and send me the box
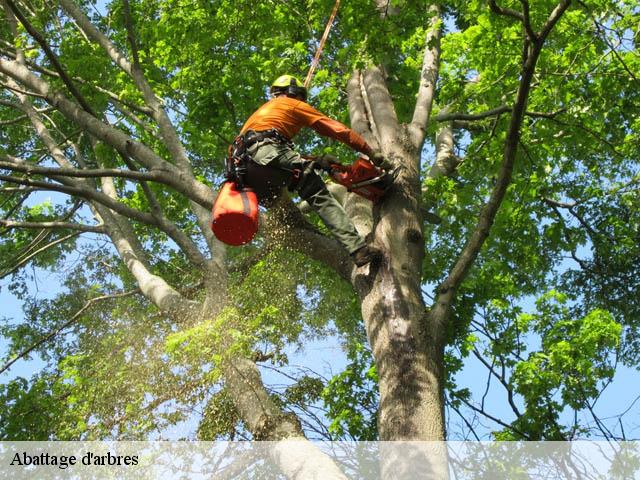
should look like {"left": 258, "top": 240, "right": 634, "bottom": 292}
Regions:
{"left": 233, "top": 74, "right": 384, "bottom": 267}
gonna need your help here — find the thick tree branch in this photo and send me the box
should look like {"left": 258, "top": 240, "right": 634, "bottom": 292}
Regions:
{"left": 265, "top": 197, "right": 353, "bottom": 282}
{"left": 427, "top": 123, "right": 461, "bottom": 179}
{"left": 359, "top": 70, "right": 381, "bottom": 148}
{"left": 409, "top": 4, "right": 442, "bottom": 150}
{"left": 362, "top": 67, "right": 400, "bottom": 153}
{"left": 347, "top": 71, "right": 378, "bottom": 150}
{"left": 223, "top": 358, "right": 348, "bottom": 479}
{"left": 293, "top": 227, "right": 354, "bottom": 282}
{"left": 0, "top": 57, "right": 214, "bottom": 209}
{"left": 0, "top": 218, "right": 105, "bottom": 233}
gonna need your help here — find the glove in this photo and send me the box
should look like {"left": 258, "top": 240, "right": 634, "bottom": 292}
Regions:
{"left": 369, "top": 150, "right": 387, "bottom": 167}
{"left": 315, "top": 153, "right": 340, "bottom": 171}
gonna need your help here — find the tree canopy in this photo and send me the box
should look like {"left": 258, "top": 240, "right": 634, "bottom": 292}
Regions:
{"left": 0, "top": 0, "right": 638, "bottom": 448}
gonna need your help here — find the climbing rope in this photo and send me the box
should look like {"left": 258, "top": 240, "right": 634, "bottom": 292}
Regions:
{"left": 304, "top": 0, "right": 341, "bottom": 89}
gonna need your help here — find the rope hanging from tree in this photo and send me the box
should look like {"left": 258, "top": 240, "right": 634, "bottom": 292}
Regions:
{"left": 304, "top": 0, "right": 341, "bottom": 89}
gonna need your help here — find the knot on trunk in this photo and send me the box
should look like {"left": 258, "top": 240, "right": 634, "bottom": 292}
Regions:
{"left": 389, "top": 317, "right": 414, "bottom": 345}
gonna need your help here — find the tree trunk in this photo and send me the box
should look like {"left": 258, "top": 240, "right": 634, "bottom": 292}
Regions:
{"left": 356, "top": 144, "right": 446, "bottom": 441}
{"left": 346, "top": 62, "right": 447, "bottom": 441}
{"left": 224, "top": 358, "right": 349, "bottom": 480}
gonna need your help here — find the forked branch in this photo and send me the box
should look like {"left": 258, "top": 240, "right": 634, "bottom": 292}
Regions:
{"left": 433, "top": 0, "right": 572, "bottom": 314}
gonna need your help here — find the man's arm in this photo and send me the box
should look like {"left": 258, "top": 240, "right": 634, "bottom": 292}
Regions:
{"left": 310, "top": 116, "right": 373, "bottom": 155}
{"left": 312, "top": 117, "right": 388, "bottom": 167}
{"left": 294, "top": 101, "right": 372, "bottom": 154}
{"left": 294, "top": 101, "right": 391, "bottom": 167}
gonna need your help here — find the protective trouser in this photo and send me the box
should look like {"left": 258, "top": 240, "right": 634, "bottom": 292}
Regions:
{"left": 244, "top": 140, "right": 365, "bottom": 254}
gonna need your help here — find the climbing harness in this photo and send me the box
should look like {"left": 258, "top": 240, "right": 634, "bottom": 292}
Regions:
{"left": 214, "top": 129, "right": 290, "bottom": 246}
{"left": 226, "top": 129, "right": 292, "bottom": 187}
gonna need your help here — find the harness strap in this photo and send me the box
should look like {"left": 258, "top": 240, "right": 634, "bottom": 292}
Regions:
{"left": 241, "top": 128, "right": 291, "bottom": 150}
{"left": 239, "top": 189, "right": 251, "bottom": 216}
{"left": 226, "top": 129, "right": 292, "bottom": 187}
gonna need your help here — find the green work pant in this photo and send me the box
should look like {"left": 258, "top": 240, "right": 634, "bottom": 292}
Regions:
{"left": 246, "top": 140, "right": 365, "bottom": 254}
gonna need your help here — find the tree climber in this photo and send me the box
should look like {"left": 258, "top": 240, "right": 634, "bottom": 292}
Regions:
{"left": 231, "top": 74, "right": 385, "bottom": 267}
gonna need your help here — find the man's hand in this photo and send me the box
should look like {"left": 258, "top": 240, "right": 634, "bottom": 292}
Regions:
{"left": 315, "top": 153, "right": 340, "bottom": 171}
{"left": 369, "top": 150, "right": 390, "bottom": 169}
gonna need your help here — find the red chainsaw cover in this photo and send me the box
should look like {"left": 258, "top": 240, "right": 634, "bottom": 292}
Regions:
{"left": 211, "top": 181, "right": 259, "bottom": 246}
{"left": 330, "top": 157, "right": 387, "bottom": 202}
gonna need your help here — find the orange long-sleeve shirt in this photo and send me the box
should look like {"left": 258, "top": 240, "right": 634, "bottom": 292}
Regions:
{"left": 240, "top": 96, "right": 372, "bottom": 154}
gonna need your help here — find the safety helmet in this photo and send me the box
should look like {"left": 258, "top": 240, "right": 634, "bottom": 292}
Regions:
{"left": 270, "top": 74, "right": 307, "bottom": 101}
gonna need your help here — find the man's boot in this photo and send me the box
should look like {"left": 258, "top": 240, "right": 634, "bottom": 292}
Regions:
{"left": 351, "top": 245, "right": 383, "bottom": 267}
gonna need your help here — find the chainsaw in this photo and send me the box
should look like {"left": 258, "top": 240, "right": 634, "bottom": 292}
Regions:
{"left": 306, "top": 155, "right": 396, "bottom": 203}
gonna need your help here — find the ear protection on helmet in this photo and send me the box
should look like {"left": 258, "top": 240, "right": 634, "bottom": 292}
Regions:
{"left": 270, "top": 75, "right": 307, "bottom": 101}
